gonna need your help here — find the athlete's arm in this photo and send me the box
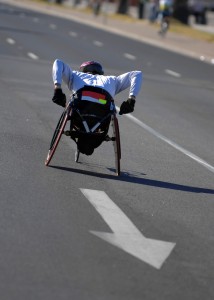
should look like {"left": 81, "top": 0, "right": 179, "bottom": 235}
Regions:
{"left": 52, "top": 59, "right": 73, "bottom": 88}
{"left": 115, "top": 70, "right": 143, "bottom": 98}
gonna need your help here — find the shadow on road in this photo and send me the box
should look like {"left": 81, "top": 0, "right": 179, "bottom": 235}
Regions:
{"left": 49, "top": 165, "right": 214, "bottom": 194}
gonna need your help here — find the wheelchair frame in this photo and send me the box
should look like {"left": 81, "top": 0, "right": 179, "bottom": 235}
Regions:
{"left": 45, "top": 98, "right": 121, "bottom": 176}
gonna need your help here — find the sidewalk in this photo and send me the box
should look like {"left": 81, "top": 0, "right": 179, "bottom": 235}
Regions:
{"left": 2, "top": 0, "right": 214, "bottom": 65}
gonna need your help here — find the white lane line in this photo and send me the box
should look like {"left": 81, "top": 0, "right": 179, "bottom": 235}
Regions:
{"left": 27, "top": 52, "right": 39, "bottom": 60}
{"left": 93, "top": 40, "right": 103, "bottom": 47}
{"left": 6, "top": 38, "right": 15, "bottom": 45}
{"left": 124, "top": 53, "right": 136, "bottom": 60}
{"left": 80, "top": 188, "right": 175, "bottom": 269}
{"left": 165, "top": 69, "right": 181, "bottom": 78}
{"left": 116, "top": 106, "right": 214, "bottom": 174}
{"left": 69, "top": 31, "right": 77, "bottom": 37}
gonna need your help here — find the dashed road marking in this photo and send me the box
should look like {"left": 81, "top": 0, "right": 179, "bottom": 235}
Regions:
{"left": 69, "top": 31, "right": 77, "bottom": 37}
{"left": 6, "top": 38, "right": 15, "bottom": 45}
{"left": 93, "top": 40, "right": 103, "bottom": 47}
{"left": 49, "top": 24, "right": 57, "bottom": 30}
{"left": 27, "top": 52, "right": 39, "bottom": 60}
{"left": 124, "top": 53, "right": 136, "bottom": 60}
{"left": 165, "top": 69, "right": 181, "bottom": 78}
{"left": 19, "top": 13, "right": 25, "bottom": 18}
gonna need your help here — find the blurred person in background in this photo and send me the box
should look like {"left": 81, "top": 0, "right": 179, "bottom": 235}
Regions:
{"left": 149, "top": 0, "right": 159, "bottom": 22}
{"left": 158, "top": 0, "right": 173, "bottom": 36}
{"left": 192, "top": 0, "right": 206, "bottom": 24}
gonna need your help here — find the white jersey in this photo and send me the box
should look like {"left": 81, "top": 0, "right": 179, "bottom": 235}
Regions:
{"left": 52, "top": 59, "right": 143, "bottom": 99}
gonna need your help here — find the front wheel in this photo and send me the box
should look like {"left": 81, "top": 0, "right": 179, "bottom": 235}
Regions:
{"left": 75, "top": 149, "right": 80, "bottom": 162}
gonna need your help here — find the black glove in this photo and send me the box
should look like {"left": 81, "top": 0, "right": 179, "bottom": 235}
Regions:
{"left": 119, "top": 98, "right": 135, "bottom": 115}
{"left": 52, "top": 88, "right": 66, "bottom": 107}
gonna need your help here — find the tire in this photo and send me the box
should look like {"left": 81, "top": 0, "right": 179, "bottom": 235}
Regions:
{"left": 111, "top": 115, "right": 121, "bottom": 176}
{"left": 45, "top": 107, "right": 70, "bottom": 166}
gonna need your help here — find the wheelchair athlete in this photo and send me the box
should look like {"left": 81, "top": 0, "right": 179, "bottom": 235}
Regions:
{"left": 52, "top": 59, "right": 142, "bottom": 155}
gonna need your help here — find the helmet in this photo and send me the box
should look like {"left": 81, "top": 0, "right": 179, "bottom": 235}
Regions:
{"left": 79, "top": 61, "right": 104, "bottom": 75}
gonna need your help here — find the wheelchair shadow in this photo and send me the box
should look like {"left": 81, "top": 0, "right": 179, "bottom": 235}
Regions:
{"left": 49, "top": 165, "right": 214, "bottom": 194}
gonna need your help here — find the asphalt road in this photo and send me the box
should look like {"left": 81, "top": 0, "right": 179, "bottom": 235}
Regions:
{"left": 0, "top": 2, "right": 214, "bottom": 300}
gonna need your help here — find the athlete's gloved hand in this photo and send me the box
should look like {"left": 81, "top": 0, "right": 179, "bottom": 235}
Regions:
{"left": 52, "top": 88, "right": 66, "bottom": 107}
{"left": 119, "top": 98, "right": 135, "bottom": 115}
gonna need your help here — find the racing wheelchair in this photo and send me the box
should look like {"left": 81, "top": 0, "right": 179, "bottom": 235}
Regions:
{"left": 45, "top": 86, "right": 121, "bottom": 175}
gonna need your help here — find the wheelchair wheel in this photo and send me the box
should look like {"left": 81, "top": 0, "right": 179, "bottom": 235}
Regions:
{"left": 111, "top": 115, "right": 121, "bottom": 176}
{"left": 45, "top": 107, "right": 71, "bottom": 166}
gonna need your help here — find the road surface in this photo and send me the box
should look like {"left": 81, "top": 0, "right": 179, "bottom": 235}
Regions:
{"left": 0, "top": 2, "right": 214, "bottom": 299}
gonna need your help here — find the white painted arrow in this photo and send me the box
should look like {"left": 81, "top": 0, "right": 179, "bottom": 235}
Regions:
{"left": 80, "top": 189, "right": 176, "bottom": 269}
